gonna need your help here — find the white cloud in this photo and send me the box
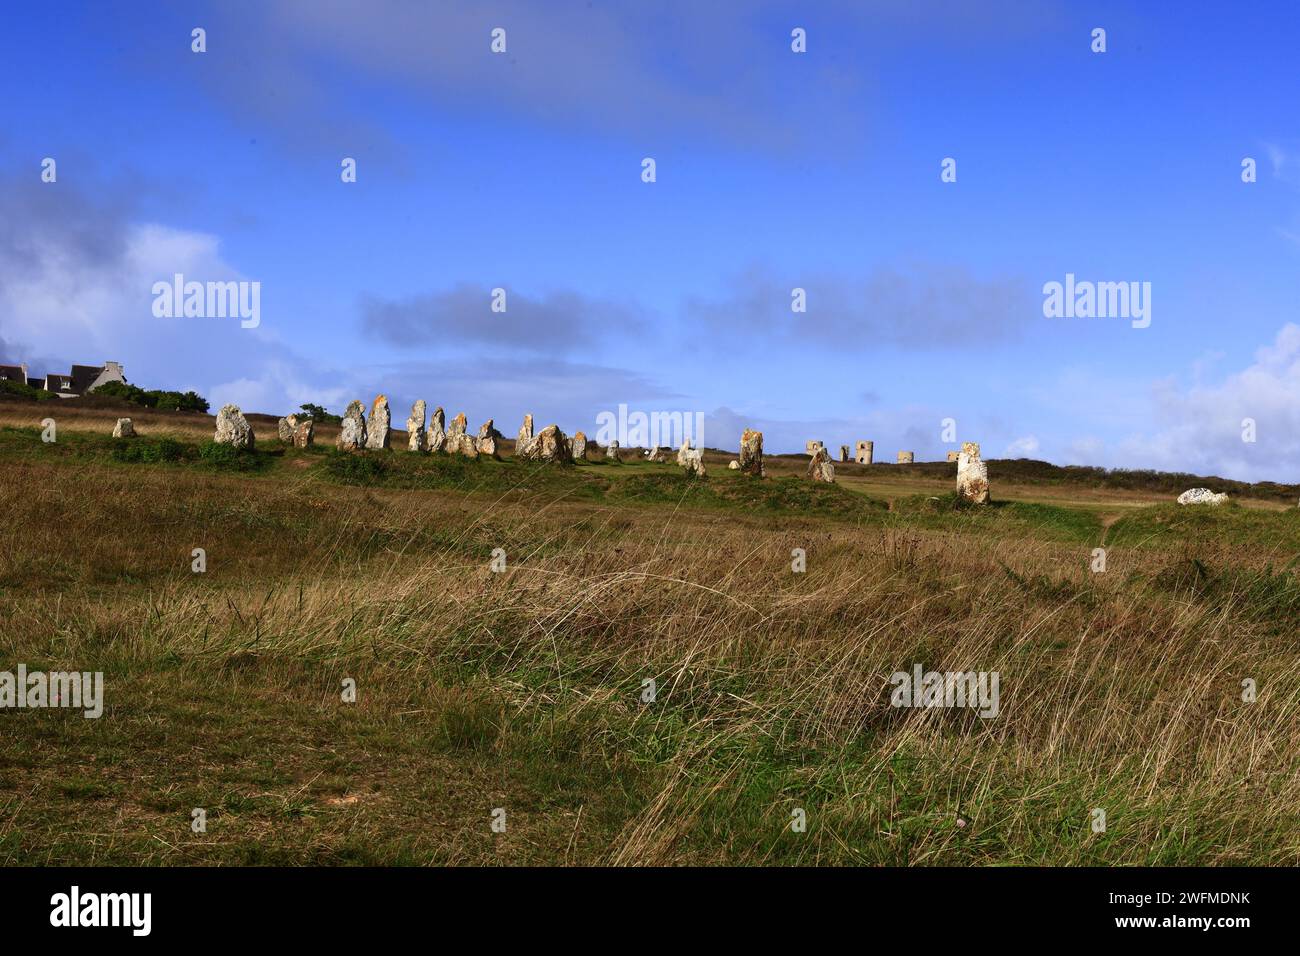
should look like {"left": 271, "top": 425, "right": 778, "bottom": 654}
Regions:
{"left": 1, "top": 202, "right": 348, "bottom": 417}
{"left": 1118, "top": 323, "right": 1300, "bottom": 480}
{"left": 1004, "top": 435, "right": 1041, "bottom": 457}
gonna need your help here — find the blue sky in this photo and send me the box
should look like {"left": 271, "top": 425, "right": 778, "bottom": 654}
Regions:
{"left": 3, "top": 0, "right": 1300, "bottom": 479}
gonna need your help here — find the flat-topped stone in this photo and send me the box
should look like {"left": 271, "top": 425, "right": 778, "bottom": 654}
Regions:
{"left": 1177, "top": 488, "right": 1228, "bottom": 506}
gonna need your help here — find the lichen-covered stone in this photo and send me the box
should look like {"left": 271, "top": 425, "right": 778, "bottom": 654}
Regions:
{"left": 427, "top": 406, "right": 446, "bottom": 453}
{"left": 214, "top": 404, "right": 254, "bottom": 449}
{"left": 531, "top": 425, "right": 572, "bottom": 462}
{"left": 112, "top": 418, "right": 135, "bottom": 438}
{"left": 477, "top": 419, "right": 503, "bottom": 457}
{"left": 277, "top": 414, "right": 298, "bottom": 443}
{"left": 337, "top": 400, "right": 366, "bottom": 451}
{"left": 571, "top": 431, "right": 588, "bottom": 460}
{"left": 293, "top": 418, "right": 314, "bottom": 447}
{"left": 839, "top": 445, "right": 850, "bottom": 462}
{"left": 364, "top": 395, "right": 391, "bottom": 450}
{"left": 606, "top": 440, "right": 620, "bottom": 462}
{"left": 855, "top": 440, "right": 873, "bottom": 465}
{"left": 516, "top": 414, "right": 534, "bottom": 458}
{"left": 897, "top": 451, "right": 914, "bottom": 464}
{"left": 739, "top": 429, "right": 763, "bottom": 477}
{"left": 808, "top": 445, "right": 835, "bottom": 482}
{"left": 445, "top": 413, "right": 476, "bottom": 456}
{"left": 1177, "top": 488, "right": 1229, "bottom": 506}
{"left": 681, "top": 447, "right": 706, "bottom": 477}
{"left": 956, "top": 452, "right": 989, "bottom": 504}
{"left": 406, "top": 400, "right": 427, "bottom": 452}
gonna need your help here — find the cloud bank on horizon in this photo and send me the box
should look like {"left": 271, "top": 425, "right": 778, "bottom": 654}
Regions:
{"left": 2, "top": 1, "right": 1299, "bottom": 481}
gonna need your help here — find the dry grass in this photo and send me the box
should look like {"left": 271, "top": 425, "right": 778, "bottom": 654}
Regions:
{"left": 0, "top": 412, "right": 1297, "bottom": 865}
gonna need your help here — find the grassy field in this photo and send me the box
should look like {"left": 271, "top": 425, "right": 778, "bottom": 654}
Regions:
{"left": 1, "top": 400, "right": 1298, "bottom": 865}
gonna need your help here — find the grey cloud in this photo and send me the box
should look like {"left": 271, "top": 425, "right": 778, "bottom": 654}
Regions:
{"left": 0, "top": 168, "right": 145, "bottom": 374}
{"left": 360, "top": 284, "right": 649, "bottom": 354}
{"left": 685, "top": 263, "right": 1036, "bottom": 349}
{"left": 0, "top": 169, "right": 137, "bottom": 294}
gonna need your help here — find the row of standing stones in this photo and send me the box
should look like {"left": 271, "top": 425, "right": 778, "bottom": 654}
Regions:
{"left": 246, "top": 397, "right": 743, "bottom": 478}
{"left": 102, "top": 402, "right": 1226, "bottom": 507}
{"left": 805, "top": 437, "right": 989, "bottom": 504}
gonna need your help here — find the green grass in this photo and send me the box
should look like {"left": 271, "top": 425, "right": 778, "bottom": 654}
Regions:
{"left": 1107, "top": 501, "right": 1300, "bottom": 550}
{"left": 0, "top": 425, "right": 272, "bottom": 473}
{"left": 890, "top": 492, "right": 1104, "bottom": 544}
{"left": 863, "top": 456, "right": 1300, "bottom": 506}
{"left": 2, "top": 426, "right": 1298, "bottom": 866}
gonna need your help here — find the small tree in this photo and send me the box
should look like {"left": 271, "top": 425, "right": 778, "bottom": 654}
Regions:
{"left": 299, "top": 403, "right": 342, "bottom": 424}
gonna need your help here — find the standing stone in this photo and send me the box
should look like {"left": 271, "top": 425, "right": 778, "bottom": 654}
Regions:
{"left": 446, "top": 413, "right": 476, "bottom": 456}
{"left": 647, "top": 446, "right": 665, "bottom": 462}
{"left": 406, "top": 400, "right": 427, "bottom": 452}
{"left": 477, "top": 419, "right": 503, "bottom": 457}
{"left": 365, "top": 395, "right": 391, "bottom": 450}
{"left": 277, "top": 414, "right": 298, "bottom": 443}
{"left": 855, "top": 440, "right": 873, "bottom": 464}
{"left": 337, "top": 400, "right": 366, "bottom": 451}
{"left": 839, "top": 445, "right": 851, "bottom": 463}
{"left": 728, "top": 460, "right": 740, "bottom": 470}
{"left": 956, "top": 444, "right": 989, "bottom": 504}
{"left": 214, "top": 404, "right": 254, "bottom": 449}
{"left": 523, "top": 424, "right": 572, "bottom": 462}
{"left": 676, "top": 439, "right": 692, "bottom": 467}
{"left": 427, "top": 406, "right": 446, "bottom": 453}
{"left": 606, "top": 440, "right": 620, "bottom": 462}
{"left": 572, "top": 431, "right": 588, "bottom": 460}
{"left": 293, "top": 418, "right": 314, "bottom": 447}
{"left": 112, "top": 418, "right": 136, "bottom": 438}
{"left": 516, "top": 414, "right": 534, "bottom": 458}
{"left": 897, "top": 451, "right": 914, "bottom": 464}
{"left": 739, "top": 429, "right": 763, "bottom": 477}
{"left": 807, "top": 445, "right": 835, "bottom": 482}
{"left": 682, "top": 447, "right": 706, "bottom": 478}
